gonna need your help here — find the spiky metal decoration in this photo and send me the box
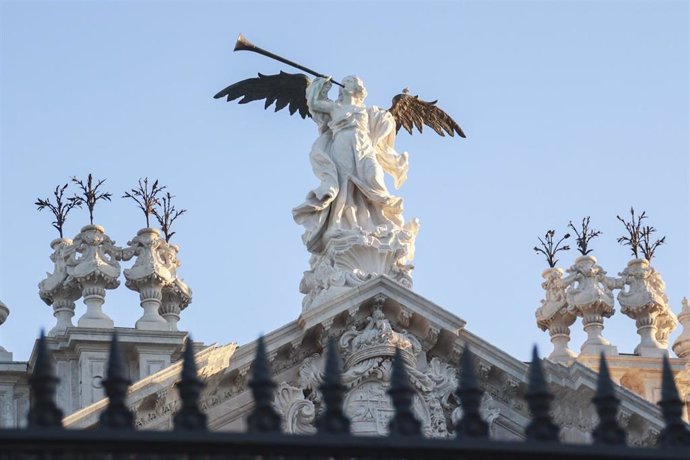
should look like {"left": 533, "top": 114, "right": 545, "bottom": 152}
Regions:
{"left": 152, "top": 192, "right": 187, "bottom": 242}
{"left": 534, "top": 230, "right": 570, "bottom": 268}
{"left": 35, "top": 183, "right": 81, "bottom": 238}
{"left": 122, "top": 178, "right": 166, "bottom": 228}
{"left": 617, "top": 207, "right": 665, "bottom": 261}
{"left": 568, "top": 216, "right": 602, "bottom": 256}
{"left": 71, "top": 174, "right": 112, "bottom": 226}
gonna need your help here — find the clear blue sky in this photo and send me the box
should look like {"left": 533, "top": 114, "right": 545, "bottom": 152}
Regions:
{"left": 1, "top": 1, "right": 688, "bottom": 362}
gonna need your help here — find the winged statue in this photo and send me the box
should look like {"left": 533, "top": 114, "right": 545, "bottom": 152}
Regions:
{"left": 214, "top": 35, "right": 465, "bottom": 310}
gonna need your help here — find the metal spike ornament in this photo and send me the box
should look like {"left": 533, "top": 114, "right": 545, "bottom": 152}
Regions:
{"left": 591, "top": 354, "right": 625, "bottom": 445}
{"left": 247, "top": 336, "right": 281, "bottom": 432}
{"left": 658, "top": 356, "right": 690, "bottom": 446}
{"left": 525, "top": 346, "right": 559, "bottom": 442}
{"left": 28, "top": 331, "right": 63, "bottom": 428}
{"left": 455, "top": 346, "right": 488, "bottom": 439}
{"left": 316, "top": 337, "right": 350, "bottom": 434}
{"left": 99, "top": 333, "right": 134, "bottom": 429}
{"left": 173, "top": 337, "right": 207, "bottom": 430}
{"left": 387, "top": 348, "right": 422, "bottom": 436}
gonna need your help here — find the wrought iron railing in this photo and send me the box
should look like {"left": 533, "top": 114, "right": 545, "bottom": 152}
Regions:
{"left": 1, "top": 331, "right": 689, "bottom": 460}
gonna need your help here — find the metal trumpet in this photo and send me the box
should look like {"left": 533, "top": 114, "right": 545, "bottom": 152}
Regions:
{"left": 233, "top": 34, "right": 344, "bottom": 87}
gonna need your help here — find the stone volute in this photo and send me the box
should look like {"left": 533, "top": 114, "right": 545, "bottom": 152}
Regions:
{"left": 38, "top": 238, "right": 82, "bottom": 335}
{"left": 68, "top": 225, "right": 121, "bottom": 328}
{"left": 672, "top": 297, "right": 690, "bottom": 358}
{"left": 121, "top": 228, "right": 174, "bottom": 331}
{"left": 617, "top": 258, "right": 677, "bottom": 357}
{"left": 535, "top": 267, "right": 577, "bottom": 364}
{"left": 564, "top": 255, "right": 618, "bottom": 356}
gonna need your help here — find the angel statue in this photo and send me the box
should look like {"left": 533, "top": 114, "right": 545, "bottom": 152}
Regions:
{"left": 215, "top": 35, "right": 465, "bottom": 310}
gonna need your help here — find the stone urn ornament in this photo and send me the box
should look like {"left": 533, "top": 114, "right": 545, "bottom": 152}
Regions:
{"left": 35, "top": 183, "right": 83, "bottom": 334}
{"left": 672, "top": 298, "right": 690, "bottom": 358}
{"left": 535, "top": 267, "right": 577, "bottom": 363}
{"left": 534, "top": 229, "right": 578, "bottom": 362}
{"left": 121, "top": 228, "right": 173, "bottom": 330}
{"left": 615, "top": 208, "right": 677, "bottom": 357}
{"left": 159, "top": 244, "right": 192, "bottom": 331}
{"left": 68, "top": 225, "right": 121, "bottom": 328}
{"left": 67, "top": 174, "right": 117, "bottom": 328}
{"left": 122, "top": 179, "right": 190, "bottom": 330}
{"left": 38, "top": 238, "right": 81, "bottom": 335}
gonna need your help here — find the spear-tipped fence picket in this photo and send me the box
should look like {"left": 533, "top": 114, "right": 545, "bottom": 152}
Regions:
{"left": 2, "top": 334, "right": 689, "bottom": 460}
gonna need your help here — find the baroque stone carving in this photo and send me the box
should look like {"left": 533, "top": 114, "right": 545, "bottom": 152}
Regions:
{"left": 292, "top": 77, "right": 420, "bottom": 312}
{"left": 536, "top": 267, "right": 577, "bottom": 363}
{"left": 38, "top": 238, "right": 82, "bottom": 335}
{"left": 67, "top": 225, "right": 121, "bottom": 328}
{"left": 273, "top": 383, "right": 317, "bottom": 434}
{"left": 564, "top": 256, "right": 618, "bottom": 356}
{"left": 672, "top": 297, "right": 690, "bottom": 358}
{"left": 121, "top": 228, "right": 177, "bottom": 331}
{"left": 618, "top": 258, "right": 678, "bottom": 357}
{"left": 278, "top": 308, "right": 458, "bottom": 437}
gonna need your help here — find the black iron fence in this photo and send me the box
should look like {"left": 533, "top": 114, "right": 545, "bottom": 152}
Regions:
{"left": 1, "top": 332, "right": 689, "bottom": 460}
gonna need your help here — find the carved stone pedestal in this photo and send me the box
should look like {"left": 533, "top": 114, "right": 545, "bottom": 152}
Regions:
{"left": 672, "top": 298, "right": 690, "bottom": 358}
{"left": 38, "top": 238, "right": 81, "bottom": 335}
{"left": 618, "top": 259, "right": 677, "bottom": 358}
{"left": 536, "top": 268, "right": 577, "bottom": 364}
{"left": 300, "top": 224, "right": 417, "bottom": 311}
{"left": 123, "top": 228, "right": 174, "bottom": 331}
{"left": 69, "top": 225, "right": 120, "bottom": 329}
{"left": 565, "top": 256, "right": 618, "bottom": 356}
{"left": 160, "top": 280, "right": 192, "bottom": 331}
{"left": 78, "top": 281, "right": 115, "bottom": 328}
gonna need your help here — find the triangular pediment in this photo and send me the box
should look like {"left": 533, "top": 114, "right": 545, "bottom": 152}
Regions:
{"left": 62, "top": 277, "right": 667, "bottom": 444}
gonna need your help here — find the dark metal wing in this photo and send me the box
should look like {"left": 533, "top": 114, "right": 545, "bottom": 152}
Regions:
{"left": 388, "top": 92, "right": 465, "bottom": 138}
{"left": 213, "top": 71, "right": 311, "bottom": 119}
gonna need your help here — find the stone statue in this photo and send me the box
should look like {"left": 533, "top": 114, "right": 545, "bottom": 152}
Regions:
{"left": 215, "top": 35, "right": 465, "bottom": 309}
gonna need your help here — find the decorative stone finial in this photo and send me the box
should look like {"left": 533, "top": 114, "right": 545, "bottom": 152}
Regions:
{"left": 159, "top": 244, "right": 192, "bottom": 330}
{"left": 564, "top": 255, "right": 618, "bottom": 356}
{"left": 618, "top": 258, "right": 677, "bottom": 357}
{"left": 68, "top": 225, "right": 120, "bottom": 328}
{"left": 38, "top": 238, "right": 81, "bottom": 335}
{"left": 121, "top": 227, "right": 174, "bottom": 331}
{"left": 339, "top": 305, "right": 421, "bottom": 368}
{"left": 671, "top": 297, "right": 690, "bottom": 358}
{"left": 535, "top": 267, "right": 577, "bottom": 363}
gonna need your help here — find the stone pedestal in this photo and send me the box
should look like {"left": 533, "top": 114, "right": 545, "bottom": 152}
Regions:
{"left": 160, "top": 279, "right": 192, "bottom": 331}
{"left": 69, "top": 225, "right": 121, "bottom": 329}
{"left": 122, "top": 228, "right": 177, "bottom": 331}
{"left": 536, "top": 268, "right": 577, "bottom": 364}
{"left": 618, "top": 258, "right": 677, "bottom": 357}
{"left": 672, "top": 298, "right": 690, "bottom": 358}
{"left": 564, "top": 256, "right": 617, "bottom": 356}
{"left": 38, "top": 238, "right": 82, "bottom": 335}
{"left": 300, "top": 223, "right": 418, "bottom": 311}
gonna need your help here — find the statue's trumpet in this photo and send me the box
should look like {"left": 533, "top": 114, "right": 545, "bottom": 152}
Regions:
{"left": 234, "top": 34, "right": 344, "bottom": 88}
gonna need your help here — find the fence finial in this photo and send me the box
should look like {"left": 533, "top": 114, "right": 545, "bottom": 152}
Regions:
{"left": 592, "top": 353, "right": 625, "bottom": 444}
{"left": 388, "top": 348, "right": 421, "bottom": 436}
{"left": 99, "top": 332, "right": 134, "bottom": 429}
{"left": 455, "top": 345, "right": 488, "bottom": 438}
{"left": 658, "top": 355, "right": 690, "bottom": 446}
{"left": 525, "top": 346, "right": 559, "bottom": 442}
{"left": 316, "top": 336, "right": 350, "bottom": 434}
{"left": 28, "top": 331, "right": 63, "bottom": 428}
{"left": 173, "top": 336, "right": 207, "bottom": 430}
{"left": 247, "top": 335, "right": 281, "bottom": 432}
